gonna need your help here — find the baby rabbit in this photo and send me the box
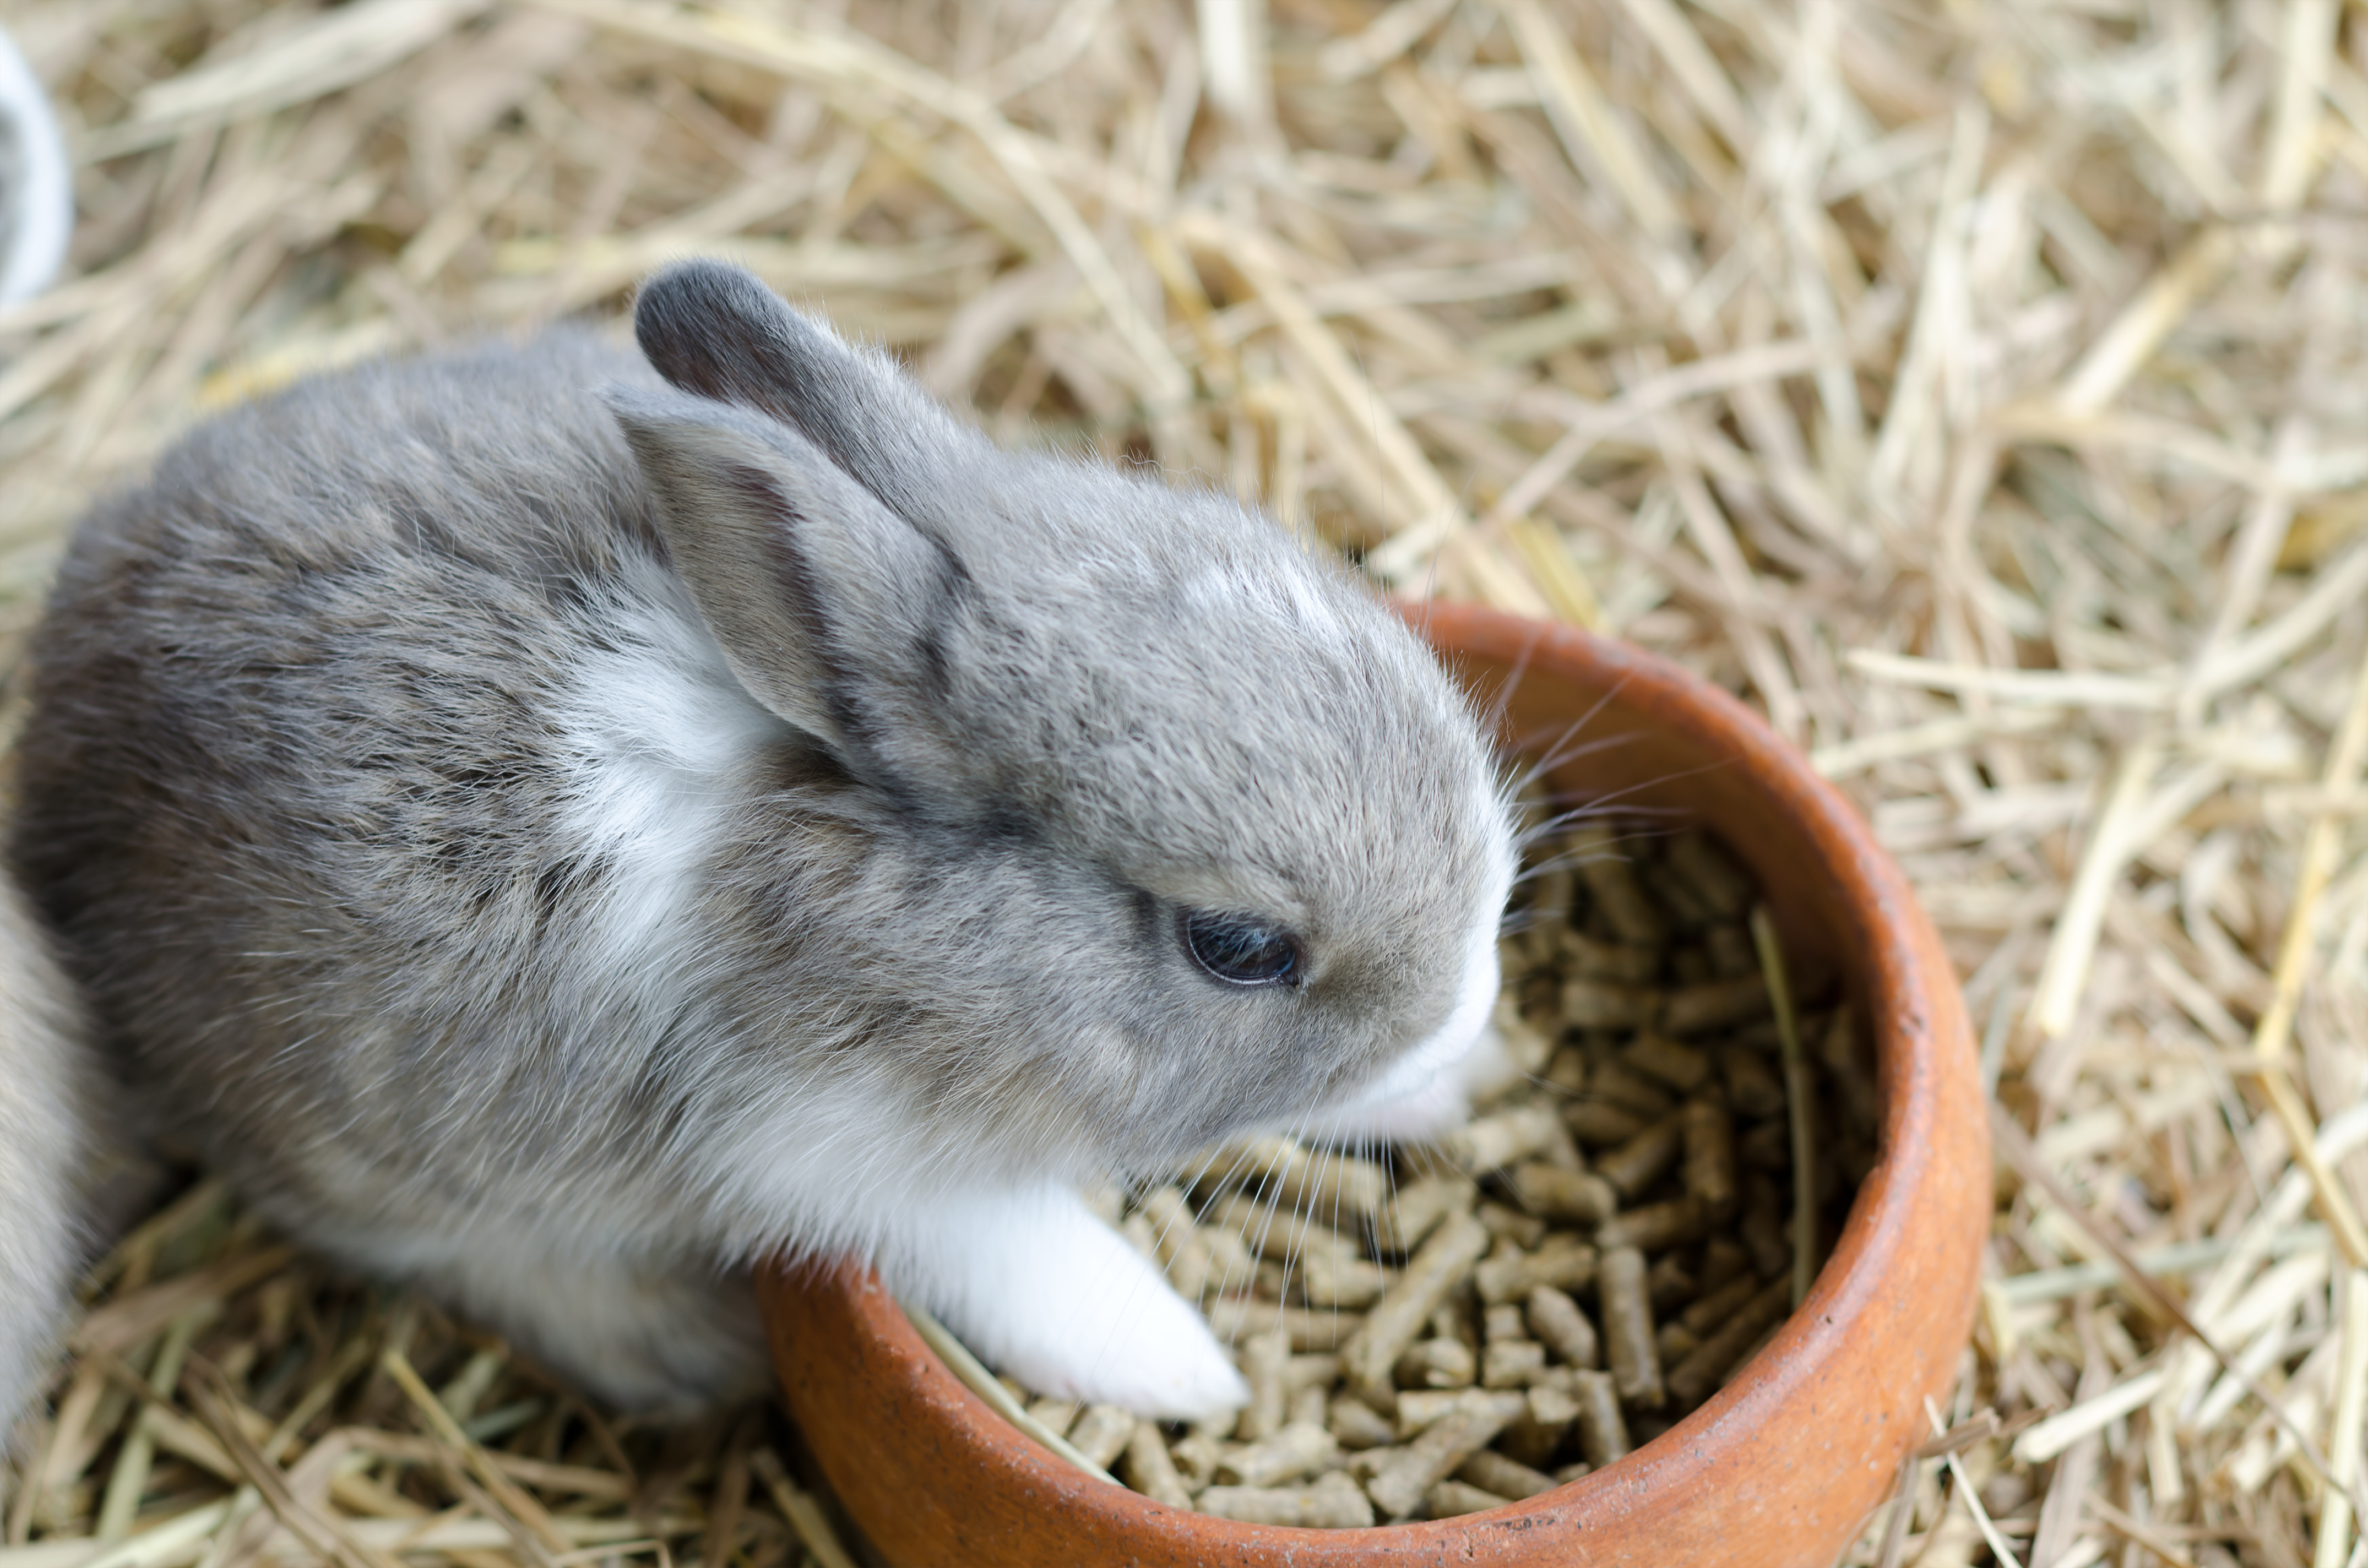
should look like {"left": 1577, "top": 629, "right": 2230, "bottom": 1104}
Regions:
{"left": 11, "top": 260, "right": 1513, "bottom": 1420}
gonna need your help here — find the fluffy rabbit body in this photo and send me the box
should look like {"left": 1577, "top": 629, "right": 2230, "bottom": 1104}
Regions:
{"left": 12, "top": 262, "right": 1513, "bottom": 1419}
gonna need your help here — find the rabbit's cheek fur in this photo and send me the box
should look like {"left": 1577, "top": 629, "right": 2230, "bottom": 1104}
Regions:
{"left": 555, "top": 563, "right": 781, "bottom": 960}
{"left": 1309, "top": 860, "right": 1511, "bottom": 1141}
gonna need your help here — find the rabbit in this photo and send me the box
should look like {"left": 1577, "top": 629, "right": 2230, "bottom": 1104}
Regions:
{"left": 9, "top": 258, "right": 1516, "bottom": 1421}
{"left": 0, "top": 869, "right": 100, "bottom": 1440}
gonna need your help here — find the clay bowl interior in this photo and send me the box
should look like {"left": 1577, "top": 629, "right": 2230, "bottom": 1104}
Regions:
{"left": 759, "top": 603, "right": 1988, "bottom": 1567}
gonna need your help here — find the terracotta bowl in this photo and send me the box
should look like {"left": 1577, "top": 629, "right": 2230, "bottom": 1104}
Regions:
{"left": 758, "top": 603, "right": 1988, "bottom": 1568}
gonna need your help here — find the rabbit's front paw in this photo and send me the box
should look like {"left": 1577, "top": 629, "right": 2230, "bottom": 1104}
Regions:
{"left": 989, "top": 1257, "right": 1248, "bottom": 1421}
{"left": 885, "top": 1184, "right": 1247, "bottom": 1422}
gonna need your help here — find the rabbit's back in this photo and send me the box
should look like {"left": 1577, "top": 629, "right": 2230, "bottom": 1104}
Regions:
{"left": 12, "top": 331, "right": 762, "bottom": 1245}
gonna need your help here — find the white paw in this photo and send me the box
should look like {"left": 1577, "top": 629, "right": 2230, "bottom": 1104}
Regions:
{"left": 998, "top": 1272, "right": 1249, "bottom": 1420}
{"left": 880, "top": 1184, "right": 1248, "bottom": 1421}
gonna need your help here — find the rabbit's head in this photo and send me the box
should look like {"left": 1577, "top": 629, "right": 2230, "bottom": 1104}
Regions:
{"left": 609, "top": 262, "right": 1513, "bottom": 1191}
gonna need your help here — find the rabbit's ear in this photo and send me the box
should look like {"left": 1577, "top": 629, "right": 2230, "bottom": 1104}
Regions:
{"left": 602, "top": 383, "right": 963, "bottom": 769}
{"left": 631, "top": 260, "right": 981, "bottom": 527}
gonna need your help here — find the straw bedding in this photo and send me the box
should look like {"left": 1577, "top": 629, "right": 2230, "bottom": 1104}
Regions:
{"left": 4, "top": 0, "right": 2368, "bottom": 1564}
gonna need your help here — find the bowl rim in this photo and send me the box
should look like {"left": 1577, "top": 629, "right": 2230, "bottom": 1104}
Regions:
{"left": 765, "top": 603, "right": 1987, "bottom": 1559}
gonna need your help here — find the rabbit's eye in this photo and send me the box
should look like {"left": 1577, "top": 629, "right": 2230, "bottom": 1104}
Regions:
{"left": 1180, "top": 910, "right": 1302, "bottom": 988}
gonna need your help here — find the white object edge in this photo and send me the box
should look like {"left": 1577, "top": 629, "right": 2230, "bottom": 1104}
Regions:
{"left": 0, "top": 25, "right": 71, "bottom": 306}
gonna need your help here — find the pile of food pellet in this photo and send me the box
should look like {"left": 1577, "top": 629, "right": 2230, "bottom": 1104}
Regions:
{"left": 975, "top": 825, "right": 1879, "bottom": 1527}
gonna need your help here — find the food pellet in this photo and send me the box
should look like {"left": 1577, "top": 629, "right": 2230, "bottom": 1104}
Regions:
{"left": 1426, "top": 1479, "right": 1511, "bottom": 1518}
{"left": 1598, "top": 1246, "right": 1665, "bottom": 1409}
{"left": 1218, "top": 1421, "right": 1339, "bottom": 1487}
{"left": 1719, "top": 1045, "right": 1786, "bottom": 1119}
{"left": 1216, "top": 1136, "right": 1391, "bottom": 1220}
{"left": 1457, "top": 1449, "right": 1560, "bottom": 1500}
{"left": 1329, "top": 1397, "right": 1394, "bottom": 1449}
{"left": 1661, "top": 975, "right": 1771, "bottom": 1035}
{"left": 1205, "top": 1298, "right": 1365, "bottom": 1351}
{"left": 1621, "top": 1034, "right": 1710, "bottom": 1093}
{"left": 1585, "top": 1059, "right": 1679, "bottom": 1118}
{"left": 1562, "top": 1099, "right": 1650, "bottom": 1144}
{"left": 1443, "top": 1104, "right": 1566, "bottom": 1175}
{"left": 1199, "top": 1471, "right": 1375, "bottom": 1528}
{"left": 1562, "top": 929, "right": 1660, "bottom": 983}
{"left": 1646, "top": 1251, "right": 1697, "bottom": 1310}
{"left": 1561, "top": 977, "right": 1659, "bottom": 1028}
{"left": 1394, "top": 1337, "right": 1475, "bottom": 1390}
{"left": 1698, "top": 1235, "right": 1751, "bottom": 1293}
{"left": 1340, "top": 1210, "right": 1491, "bottom": 1404}
{"left": 1571, "top": 1368, "right": 1630, "bottom": 1466}
{"left": 1594, "top": 1118, "right": 1683, "bottom": 1198}
{"left": 1393, "top": 1389, "right": 1476, "bottom": 1437}
{"left": 1069, "top": 1404, "right": 1137, "bottom": 1469}
{"left": 1666, "top": 1278, "right": 1794, "bottom": 1407}
{"left": 1681, "top": 1101, "right": 1738, "bottom": 1221}
{"left": 1570, "top": 823, "right": 1668, "bottom": 946}
{"left": 1679, "top": 1273, "right": 1763, "bottom": 1338}
{"left": 1500, "top": 1376, "right": 1578, "bottom": 1468}
{"left": 1139, "top": 1186, "right": 1221, "bottom": 1298}
{"left": 971, "top": 823, "right": 1872, "bottom": 1525}
{"left": 1239, "top": 1331, "right": 1289, "bottom": 1439}
{"left": 1473, "top": 1232, "right": 1595, "bottom": 1304}
{"left": 1525, "top": 1284, "right": 1599, "bottom": 1369}
{"left": 1740, "top": 1174, "right": 1791, "bottom": 1280}
{"left": 1122, "top": 1418, "right": 1194, "bottom": 1508}
{"left": 1543, "top": 1045, "right": 1589, "bottom": 1094}
{"left": 1371, "top": 1173, "right": 1478, "bottom": 1252}
{"left": 1475, "top": 1200, "right": 1549, "bottom": 1249}
{"left": 1027, "top": 1396, "right": 1081, "bottom": 1435}
{"left": 1364, "top": 1391, "right": 1525, "bottom": 1520}
{"left": 1168, "top": 1429, "right": 1224, "bottom": 1487}
{"left": 1481, "top": 1338, "right": 1546, "bottom": 1388}
{"left": 1666, "top": 831, "right": 1754, "bottom": 918}
{"left": 1595, "top": 1195, "right": 1708, "bottom": 1253}
{"left": 1507, "top": 1162, "right": 1615, "bottom": 1225}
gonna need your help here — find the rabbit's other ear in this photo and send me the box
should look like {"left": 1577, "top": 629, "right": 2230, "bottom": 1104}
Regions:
{"left": 602, "top": 383, "right": 966, "bottom": 775}
{"left": 631, "top": 259, "right": 982, "bottom": 527}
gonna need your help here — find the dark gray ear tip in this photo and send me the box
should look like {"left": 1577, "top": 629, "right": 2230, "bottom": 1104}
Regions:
{"left": 634, "top": 259, "right": 787, "bottom": 347}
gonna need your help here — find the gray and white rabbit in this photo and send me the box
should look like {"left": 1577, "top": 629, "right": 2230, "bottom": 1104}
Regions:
{"left": 10, "top": 260, "right": 1513, "bottom": 1421}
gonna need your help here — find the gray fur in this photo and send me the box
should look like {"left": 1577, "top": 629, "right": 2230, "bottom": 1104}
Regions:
{"left": 10, "top": 262, "right": 1511, "bottom": 1413}
{"left": 0, "top": 873, "right": 96, "bottom": 1440}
